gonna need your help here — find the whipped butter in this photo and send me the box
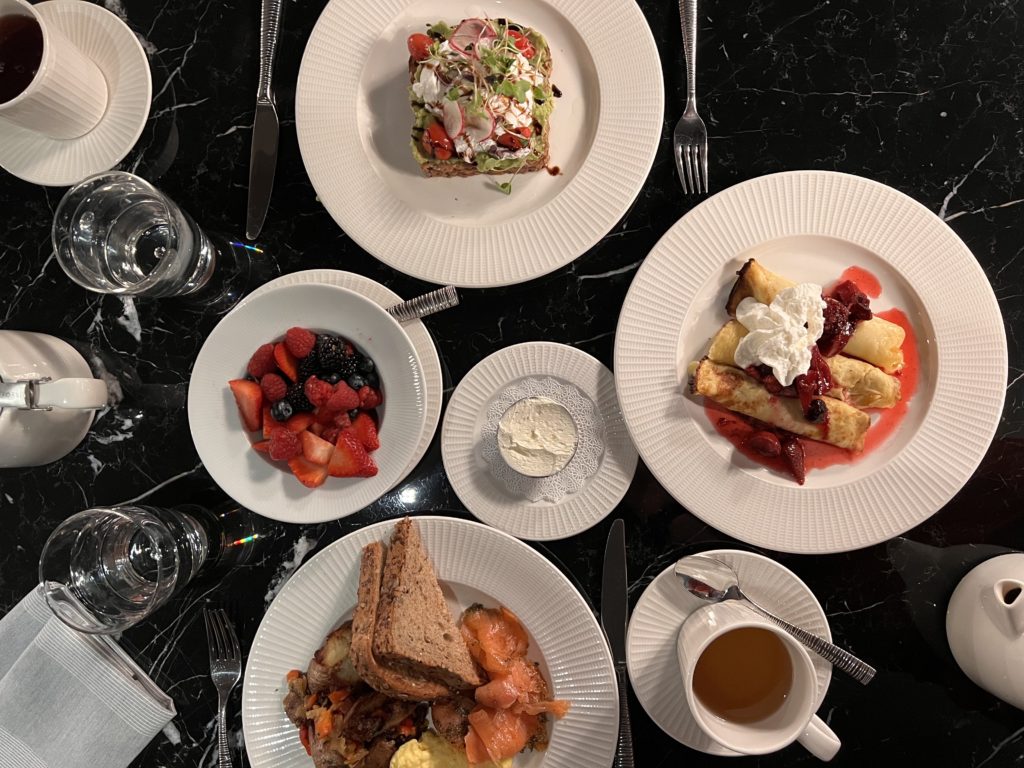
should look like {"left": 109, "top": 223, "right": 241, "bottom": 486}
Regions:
{"left": 497, "top": 397, "right": 578, "bottom": 477}
{"left": 733, "top": 283, "right": 826, "bottom": 386}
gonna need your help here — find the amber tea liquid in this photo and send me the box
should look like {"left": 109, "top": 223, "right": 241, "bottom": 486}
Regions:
{"left": 692, "top": 626, "right": 794, "bottom": 723}
{"left": 0, "top": 14, "right": 42, "bottom": 104}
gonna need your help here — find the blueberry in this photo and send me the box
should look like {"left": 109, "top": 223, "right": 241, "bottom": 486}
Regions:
{"left": 365, "top": 371, "right": 380, "bottom": 388}
{"left": 322, "top": 372, "right": 342, "bottom": 385}
{"left": 270, "top": 400, "right": 294, "bottom": 422}
{"left": 347, "top": 374, "right": 366, "bottom": 390}
{"left": 357, "top": 356, "right": 375, "bottom": 373}
{"left": 348, "top": 409, "right": 360, "bottom": 420}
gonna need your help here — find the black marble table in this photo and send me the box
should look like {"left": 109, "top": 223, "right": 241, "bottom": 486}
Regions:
{"left": 1, "top": 0, "right": 1022, "bottom": 766}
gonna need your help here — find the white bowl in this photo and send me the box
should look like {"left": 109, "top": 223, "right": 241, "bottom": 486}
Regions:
{"left": 187, "top": 283, "right": 426, "bottom": 523}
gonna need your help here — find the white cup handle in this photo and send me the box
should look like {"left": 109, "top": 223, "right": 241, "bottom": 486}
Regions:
{"left": 35, "top": 378, "right": 108, "bottom": 410}
{"left": 797, "top": 714, "right": 841, "bottom": 761}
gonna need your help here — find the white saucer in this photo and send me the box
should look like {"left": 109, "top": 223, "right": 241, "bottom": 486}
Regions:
{"left": 243, "top": 270, "right": 442, "bottom": 489}
{"left": 0, "top": 0, "right": 152, "bottom": 187}
{"left": 626, "top": 550, "right": 833, "bottom": 755}
{"left": 441, "top": 342, "right": 638, "bottom": 541}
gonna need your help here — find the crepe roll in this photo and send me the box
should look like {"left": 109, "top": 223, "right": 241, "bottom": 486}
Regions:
{"left": 725, "top": 259, "right": 906, "bottom": 373}
{"left": 706, "top": 321, "right": 901, "bottom": 409}
{"left": 692, "top": 359, "right": 870, "bottom": 452}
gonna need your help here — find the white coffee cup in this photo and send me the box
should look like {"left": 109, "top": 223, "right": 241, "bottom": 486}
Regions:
{"left": 677, "top": 601, "right": 841, "bottom": 761}
{"left": 0, "top": 330, "right": 108, "bottom": 467}
{"left": 0, "top": 0, "right": 108, "bottom": 139}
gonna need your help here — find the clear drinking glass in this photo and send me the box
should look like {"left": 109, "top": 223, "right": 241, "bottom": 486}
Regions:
{"left": 38, "top": 505, "right": 210, "bottom": 634}
{"left": 52, "top": 172, "right": 218, "bottom": 299}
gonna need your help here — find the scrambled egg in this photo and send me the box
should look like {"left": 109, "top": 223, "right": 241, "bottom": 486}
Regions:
{"left": 390, "top": 732, "right": 512, "bottom": 768}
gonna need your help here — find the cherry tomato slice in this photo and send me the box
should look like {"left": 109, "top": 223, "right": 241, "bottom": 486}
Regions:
{"left": 422, "top": 120, "right": 454, "bottom": 160}
{"left": 407, "top": 33, "right": 433, "bottom": 61}
{"left": 497, "top": 132, "right": 523, "bottom": 149}
{"left": 508, "top": 30, "right": 536, "bottom": 59}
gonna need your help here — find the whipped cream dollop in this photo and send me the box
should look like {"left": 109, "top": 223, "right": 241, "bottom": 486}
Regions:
{"left": 733, "top": 283, "right": 826, "bottom": 386}
{"left": 497, "top": 396, "right": 578, "bottom": 477}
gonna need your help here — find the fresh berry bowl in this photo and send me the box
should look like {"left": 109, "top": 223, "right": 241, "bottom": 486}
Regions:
{"left": 187, "top": 283, "right": 426, "bottom": 524}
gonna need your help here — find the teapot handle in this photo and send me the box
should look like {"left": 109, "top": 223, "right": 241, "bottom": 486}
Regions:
{"left": 35, "top": 378, "right": 108, "bottom": 410}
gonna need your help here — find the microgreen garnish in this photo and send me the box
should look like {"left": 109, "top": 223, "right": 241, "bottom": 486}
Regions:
{"left": 497, "top": 181, "right": 513, "bottom": 195}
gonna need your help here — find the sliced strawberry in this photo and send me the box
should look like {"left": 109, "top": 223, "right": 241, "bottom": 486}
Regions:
{"left": 252, "top": 439, "right": 270, "bottom": 454}
{"left": 287, "top": 456, "right": 328, "bottom": 488}
{"left": 300, "top": 430, "right": 335, "bottom": 465}
{"left": 351, "top": 412, "right": 380, "bottom": 451}
{"left": 229, "top": 379, "right": 264, "bottom": 432}
{"left": 284, "top": 413, "right": 315, "bottom": 432}
{"left": 274, "top": 342, "right": 299, "bottom": 382}
{"left": 327, "top": 382, "right": 359, "bottom": 411}
{"left": 310, "top": 422, "right": 325, "bottom": 436}
{"left": 328, "top": 430, "right": 371, "bottom": 478}
{"left": 262, "top": 405, "right": 274, "bottom": 438}
{"left": 321, "top": 426, "right": 341, "bottom": 445}
{"left": 358, "top": 385, "right": 383, "bottom": 409}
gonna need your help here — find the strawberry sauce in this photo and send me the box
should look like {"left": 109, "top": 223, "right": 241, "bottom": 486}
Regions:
{"left": 836, "top": 266, "right": 882, "bottom": 298}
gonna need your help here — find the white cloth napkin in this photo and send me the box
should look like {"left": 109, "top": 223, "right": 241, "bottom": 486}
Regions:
{"left": 0, "top": 587, "right": 175, "bottom": 768}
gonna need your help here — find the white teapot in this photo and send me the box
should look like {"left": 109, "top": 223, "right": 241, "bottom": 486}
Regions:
{"left": 0, "top": 331, "right": 109, "bottom": 467}
{"left": 946, "top": 553, "right": 1024, "bottom": 710}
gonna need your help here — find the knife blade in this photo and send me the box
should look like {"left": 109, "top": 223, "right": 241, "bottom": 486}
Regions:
{"left": 245, "top": 0, "right": 284, "bottom": 241}
{"left": 601, "top": 518, "right": 634, "bottom": 768}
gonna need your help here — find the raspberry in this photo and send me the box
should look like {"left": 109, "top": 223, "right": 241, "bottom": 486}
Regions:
{"left": 321, "top": 426, "right": 341, "bottom": 445}
{"left": 246, "top": 343, "right": 277, "bottom": 379}
{"left": 326, "top": 381, "right": 360, "bottom": 411}
{"left": 268, "top": 427, "right": 302, "bottom": 461}
{"left": 260, "top": 373, "right": 288, "bottom": 402}
{"left": 285, "top": 327, "right": 317, "bottom": 359}
{"left": 304, "top": 376, "right": 335, "bottom": 407}
{"left": 358, "top": 385, "right": 382, "bottom": 409}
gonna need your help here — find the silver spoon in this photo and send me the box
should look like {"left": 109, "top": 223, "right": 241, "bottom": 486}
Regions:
{"left": 674, "top": 554, "right": 876, "bottom": 685}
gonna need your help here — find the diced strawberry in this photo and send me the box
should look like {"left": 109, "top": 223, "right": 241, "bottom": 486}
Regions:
{"left": 287, "top": 456, "right": 328, "bottom": 488}
{"left": 358, "top": 385, "right": 382, "bottom": 409}
{"left": 328, "top": 430, "right": 377, "bottom": 477}
{"left": 304, "top": 376, "right": 335, "bottom": 408}
{"left": 351, "top": 412, "right": 380, "bottom": 451}
{"left": 229, "top": 379, "right": 263, "bottom": 432}
{"left": 246, "top": 343, "right": 277, "bottom": 379}
{"left": 260, "top": 372, "right": 288, "bottom": 402}
{"left": 274, "top": 343, "right": 299, "bottom": 382}
{"left": 285, "top": 327, "right": 317, "bottom": 358}
{"left": 252, "top": 440, "right": 270, "bottom": 453}
{"left": 262, "top": 405, "right": 274, "bottom": 438}
{"left": 326, "top": 381, "right": 359, "bottom": 411}
{"left": 284, "top": 413, "right": 315, "bottom": 432}
{"left": 300, "top": 430, "right": 335, "bottom": 465}
{"left": 321, "top": 426, "right": 341, "bottom": 445}
{"left": 269, "top": 427, "right": 302, "bottom": 461}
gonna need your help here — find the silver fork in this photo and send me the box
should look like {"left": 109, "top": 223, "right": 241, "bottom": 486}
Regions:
{"left": 673, "top": 0, "right": 708, "bottom": 194}
{"left": 386, "top": 285, "right": 459, "bottom": 323}
{"left": 204, "top": 608, "right": 242, "bottom": 768}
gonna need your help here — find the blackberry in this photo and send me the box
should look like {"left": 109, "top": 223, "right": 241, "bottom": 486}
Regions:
{"left": 315, "top": 335, "right": 349, "bottom": 372}
{"left": 325, "top": 356, "right": 359, "bottom": 379}
{"left": 347, "top": 374, "right": 367, "bottom": 391}
{"left": 285, "top": 383, "right": 314, "bottom": 412}
{"left": 270, "top": 399, "right": 294, "bottom": 422}
{"left": 297, "top": 354, "right": 319, "bottom": 382}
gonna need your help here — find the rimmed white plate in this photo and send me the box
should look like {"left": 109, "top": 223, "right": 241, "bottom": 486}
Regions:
{"left": 614, "top": 170, "right": 1007, "bottom": 554}
{"left": 0, "top": 0, "right": 151, "bottom": 187}
{"left": 242, "top": 270, "right": 443, "bottom": 490}
{"left": 187, "top": 283, "right": 426, "bottom": 524}
{"left": 627, "top": 550, "right": 832, "bottom": 755}
{"left": 295, "top": 0, "right": 663, "bottom": 287}
{"left": 242, "top": 515, "right": 618, "bottom": 767}
{"left": 442, "top": 342, "right": 638, "bottom": 540}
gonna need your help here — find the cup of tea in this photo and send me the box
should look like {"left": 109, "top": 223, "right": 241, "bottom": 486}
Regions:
{"left": 0, "top": 0, "right": 108, "bottom": 138}
{"left": 676, "top": 601, "right": 841, "bottom": 760}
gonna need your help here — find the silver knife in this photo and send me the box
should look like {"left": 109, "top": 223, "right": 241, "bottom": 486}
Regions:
{"left": 245, "top": 0, "right": 284, "bottom": 240}
{"left": 601, "top": 518, "right": 635, "bottom": 768}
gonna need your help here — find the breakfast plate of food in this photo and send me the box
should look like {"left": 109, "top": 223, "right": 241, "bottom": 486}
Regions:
{"left": 295, "top": 0, "right": 663, "bottom": 287}
{"left": 614, "top": 170, "right": 1007, "bottom": 553}
{"left": 241, "top": 516, "right": 618, "bottom": 767}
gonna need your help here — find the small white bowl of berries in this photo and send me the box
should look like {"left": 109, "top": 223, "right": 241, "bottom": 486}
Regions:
{"left": 188, "top": 282, "right": 426, "bottom": 523}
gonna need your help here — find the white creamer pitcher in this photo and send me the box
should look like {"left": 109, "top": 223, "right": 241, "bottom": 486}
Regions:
{"left": 0, "top": 331, "right": 109, "bottom": 467}
{"left": 946, "top": 553, "right": 1024, "bottom": 710}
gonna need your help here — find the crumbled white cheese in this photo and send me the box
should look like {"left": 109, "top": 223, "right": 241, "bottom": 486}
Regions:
{"left": 733, "top": 283, "right": 826, "bottom": 386}
{"left": 411, "top": 64, "right": 445, "bottom": 104}
{"left": 497, "top": 397, "right": 578, "bottom": 477}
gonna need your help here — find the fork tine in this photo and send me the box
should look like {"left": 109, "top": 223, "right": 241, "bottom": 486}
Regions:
{"left": 686, "top": 145, "right": 698, "bottom": 195}
{"left": 680, "top": 145, "right": 692, "bottom": 194}
{"left": 698, "top": 142, "right": 709, "bottom": 193}
{"left": 211, "top": 609, "right": 228, "bottom": 661}
{"left": 219, "top": 609, "right": 241, "bottom": 661}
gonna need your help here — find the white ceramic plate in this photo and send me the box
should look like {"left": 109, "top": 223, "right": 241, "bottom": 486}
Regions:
{"left": 242, "top": 270, "right": 442, "bottom": 490}
{"left": 187, "top": 283, "right": 426, "bottom": 523}
{"left": 614, "top": 170, "right": 1007, "bottom": 554}
{"left": 0, "top": 0, "right": 151, "bottom": 187}
{"left": 627, "top": 550, "right": 832, "bottom": 755}
{"left": 442, "top": 342, "right": 638, "bottom": 540}
{"left": 295, "top": 0, "right": 663, "bottom": 287}
{"left": 242, "top": 515, "right": 618, "bottom": 767}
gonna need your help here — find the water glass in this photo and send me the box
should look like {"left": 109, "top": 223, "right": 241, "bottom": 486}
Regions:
{"left": 39, "top": 505, "right": 210, "bottom": 634}
{"left": 52, "top": 172, "right": 217, "bottom": 299}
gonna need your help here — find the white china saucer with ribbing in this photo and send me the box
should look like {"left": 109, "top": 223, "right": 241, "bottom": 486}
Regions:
{"left": 243, "top": 269, "right": 442, "bottom": 488}
{"left": 626, "top": 549, "right": 833, "bottom": 755}
{"left": 0, "top": 1, "right": 151, "bottom": 187}
{"left": 442, "top": 341, "right": 638, "bottom": 540}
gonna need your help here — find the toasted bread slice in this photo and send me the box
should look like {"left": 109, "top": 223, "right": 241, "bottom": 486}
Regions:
{"left": 372, "top": 519, "right": 485, "bottom": 690}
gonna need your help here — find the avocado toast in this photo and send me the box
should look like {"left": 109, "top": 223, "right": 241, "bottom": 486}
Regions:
{"left": 407, "top": 18, "right": 555, "bottom": 185}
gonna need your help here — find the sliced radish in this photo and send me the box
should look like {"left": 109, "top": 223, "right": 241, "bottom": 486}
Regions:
{"left": 464, "top": 107, "right": 495, "bottom": 143}
{"left": 442, "top": 99, "right": 465, "bottom": 138}
{"left": 449, "top": 18, "right": 497, "bottom": 58}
